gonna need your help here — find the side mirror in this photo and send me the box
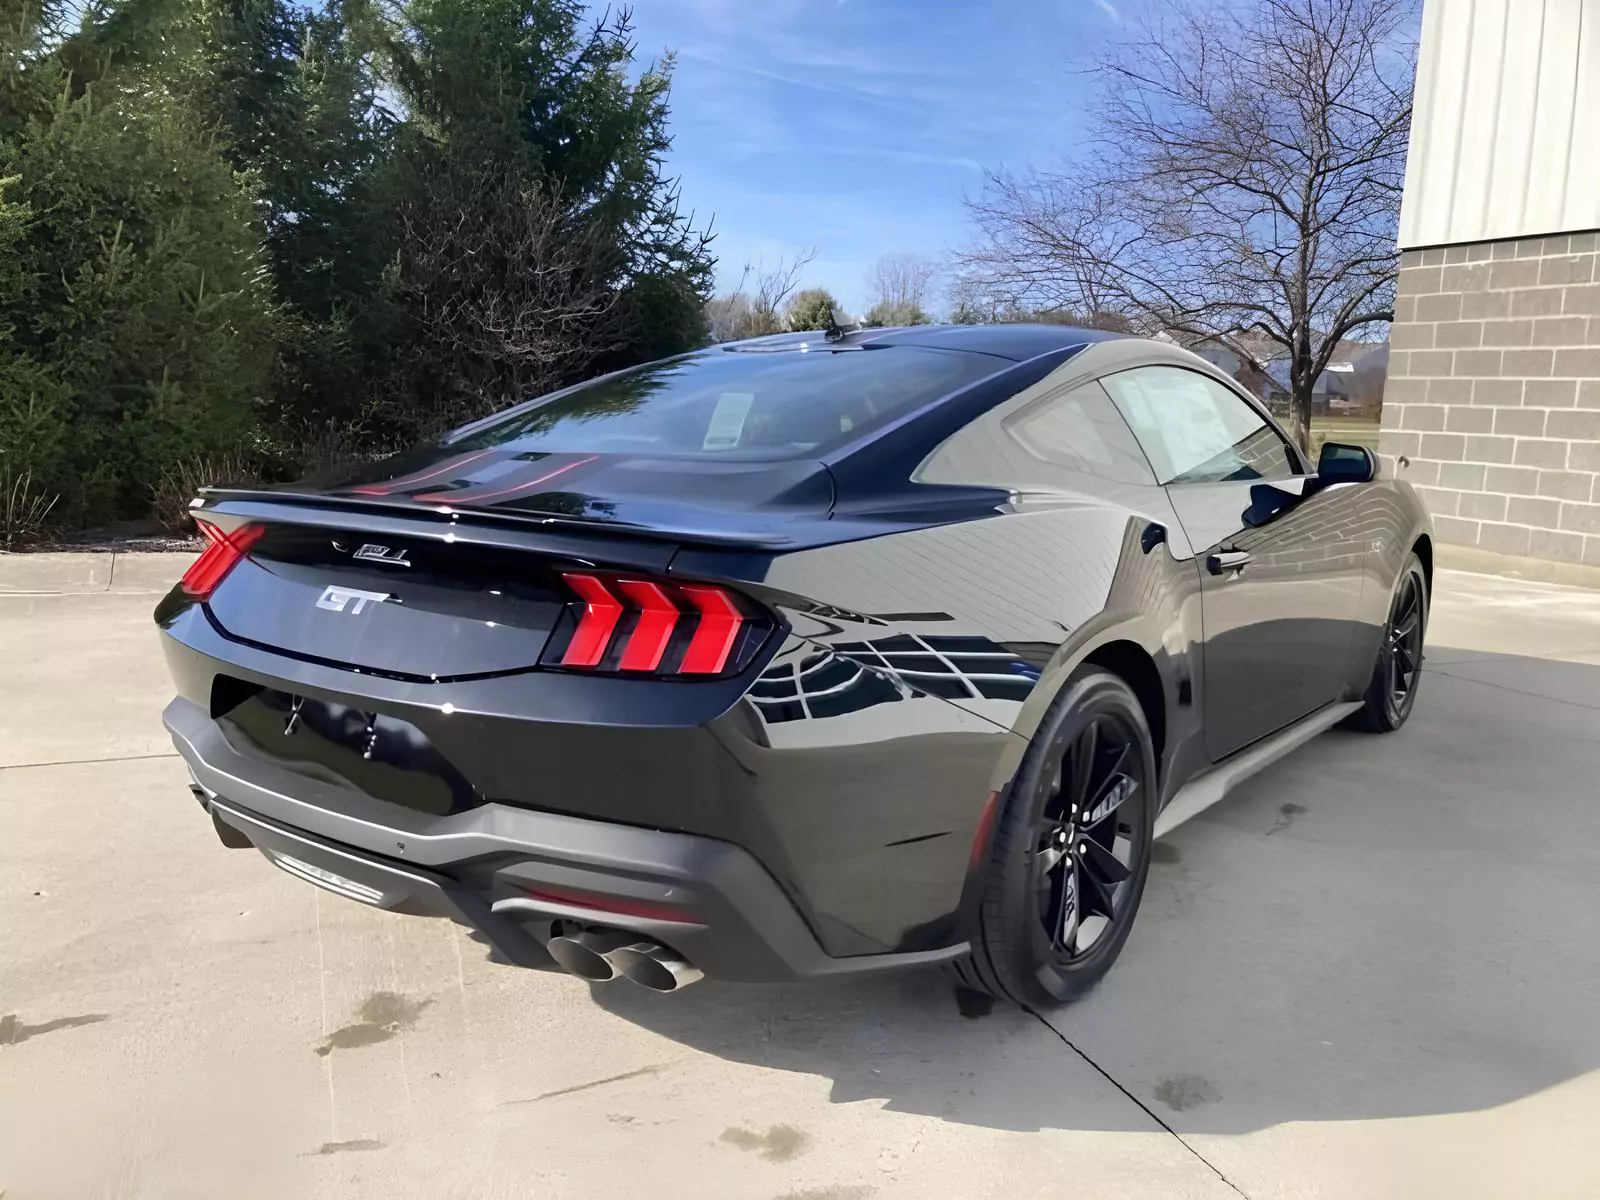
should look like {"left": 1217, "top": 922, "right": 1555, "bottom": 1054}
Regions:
{"left": 1317, "top": 442, "right": 1376, "bottom": 485}
{"left": 1243, "top": 482, "right": 1296, "bottom": 527}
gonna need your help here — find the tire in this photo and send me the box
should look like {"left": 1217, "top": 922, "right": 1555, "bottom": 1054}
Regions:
{"left": 953, "top": 666, "right": 1157, "bottom": 1009}
{"left": 1347, "top": 552, "right": 1428, "bottom": 733}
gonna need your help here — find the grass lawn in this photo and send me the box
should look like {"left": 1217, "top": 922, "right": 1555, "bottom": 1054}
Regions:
{"left": 1308, "top": 414, "right": 1381, "bottom": 454}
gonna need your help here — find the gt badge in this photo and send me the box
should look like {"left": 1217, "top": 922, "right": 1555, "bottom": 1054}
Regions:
{"left": 316, "top": 585, "right": 390, "bottom": 615}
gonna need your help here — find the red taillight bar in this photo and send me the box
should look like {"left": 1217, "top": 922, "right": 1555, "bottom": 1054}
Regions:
{"left": 560, "top": 574, "right": 625, "bottom": 667}
{"left": 554, "top": 572, "right": 757, "bottom": 677}
{"left": 180, "top": 521, "right": 263, "bottom": 598}
{"left": 615, "top": 580, "right": 679, "bottom": 671}
{"left": 678, "top": 585, "right": 743, "bottom": 675}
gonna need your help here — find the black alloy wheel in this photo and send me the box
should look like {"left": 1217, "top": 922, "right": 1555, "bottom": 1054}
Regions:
{"left": 956, "top": 667, "right": 1156, "bottom": 1008}
{"left": 1386, "top": 572, "right": 1425, "bottom": 710}
{"left": 1349, "top": 552, "right": 1429, "bottom": 733}
{"left": 1034, "top": 714, "right": 1144, "bottom": 966}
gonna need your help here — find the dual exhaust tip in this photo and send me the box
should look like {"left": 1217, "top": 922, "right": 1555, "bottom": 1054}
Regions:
{"left": 545, "top": 929, "right": 703, "bottom": 992}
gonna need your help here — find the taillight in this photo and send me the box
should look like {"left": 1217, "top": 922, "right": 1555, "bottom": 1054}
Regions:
{"left": 559, "top": 573, "right": 624, "bottom": 666}
{"left": 181, "top": 521, "right": 263, "bottom": 598}
{"left": 543, "top": 572, "right": 771, "bottom": 678}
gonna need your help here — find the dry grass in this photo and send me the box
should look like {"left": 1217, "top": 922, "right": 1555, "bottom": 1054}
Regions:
{"left": 297, "top": 421, "right": 387, "bottom": 482}
{"left": 1309, "top": 415, "right": 1382, "bottom": 456}
{"left": 149, "top": 453, "right": 259, "bottom": 532}
{"left": 1, "top": 470, "right": 60, "bottom": 549}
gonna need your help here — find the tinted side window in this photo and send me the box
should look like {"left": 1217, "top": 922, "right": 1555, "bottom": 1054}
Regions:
{"left": 1002, "top": 381, "right": 1155, "bottom": 485}
{"left": 1102, "top": 367, "right": 1296, "bottom": 484}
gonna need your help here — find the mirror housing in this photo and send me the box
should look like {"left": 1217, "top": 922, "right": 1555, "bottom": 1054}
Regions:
{"left": 1242, "top": 482, "right": 1296, "bottom": 527}
{"left": 1317, "top": 442, "right": 1376, "bottom": 485}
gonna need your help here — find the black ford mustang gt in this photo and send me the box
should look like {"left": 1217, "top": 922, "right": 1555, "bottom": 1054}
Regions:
{"left": 156, "top": 323, "right": 1431, "bottom": 1008}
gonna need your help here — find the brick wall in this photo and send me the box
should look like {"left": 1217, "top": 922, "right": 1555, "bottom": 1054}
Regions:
{"left": 1379, "top": 231, "right": 1600, "bottom": 567}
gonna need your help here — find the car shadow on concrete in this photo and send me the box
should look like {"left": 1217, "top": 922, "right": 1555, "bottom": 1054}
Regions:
{"left": 592, "top": 649, "right": 1600, "bottom": 1134}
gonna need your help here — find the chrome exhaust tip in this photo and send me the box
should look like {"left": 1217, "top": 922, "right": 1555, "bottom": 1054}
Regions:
{"left": 546, "top": 930, "right": 634, "bottom": 982}
{"left": 610, "top": 944, "right": 704, "bottom": 993}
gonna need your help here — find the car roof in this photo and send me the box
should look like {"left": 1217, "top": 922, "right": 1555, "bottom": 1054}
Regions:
{"left": 723, "top": 323, "right": 1129, "bottom": 362}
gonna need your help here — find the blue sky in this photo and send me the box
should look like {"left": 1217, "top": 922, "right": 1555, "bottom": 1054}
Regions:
{"left": 625, "top": 0, "right": 1130, "bottom": 314}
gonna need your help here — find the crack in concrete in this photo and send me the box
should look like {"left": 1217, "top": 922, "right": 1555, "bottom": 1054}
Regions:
{"left": 0, "top": 752, "right": 180, "bottom": 773}
{"left": 1427, "top": 666, "right": 1600, "bottom": 713}
{"left": 501, "top": 1063, "right": 668, "bottom": 1105}
{"left": 1024, "top": 1006, "right": 1249, "bottom": 1198}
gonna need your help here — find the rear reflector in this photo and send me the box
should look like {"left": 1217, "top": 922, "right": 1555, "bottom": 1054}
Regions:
{"left": 969, "top": 789, "right": 1001, "bottom": 868}
{"left": 181, "top": 521, "right": 264, "bottom": 599}
{"left": 522, "top": 884, "right": 694, "bottom": 924}
{"left": 549, "top": 571, "right": 768, "bottom": 678}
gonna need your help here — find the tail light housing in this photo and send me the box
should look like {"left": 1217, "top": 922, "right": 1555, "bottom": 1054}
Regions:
{"left": 542, "top": 572, "right": 773, "bottom": 678}
{"left": 181, "top": 521, "right": 263, "bottom": 598}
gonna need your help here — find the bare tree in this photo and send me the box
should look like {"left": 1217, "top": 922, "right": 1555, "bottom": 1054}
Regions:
{"left": 705, "top": 292, "right": 760, "bottom": 343}
{"left": 962, "top": 0, "right": 1415, "bottom": 445}
{"left": 750, "top": 248, "right": 818, "bottom": 323}
{"left": 704, "top": 248, "right": 820, "bottom": 341}
{"left": 865, "top": 252, "right": 939, "bottom": 325}
{"left": 394, "top": 161, "right": 632, "bottom": 436}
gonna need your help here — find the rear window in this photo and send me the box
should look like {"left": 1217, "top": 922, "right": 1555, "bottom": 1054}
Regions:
{"left": 447, "top": 346, "right": 1007, "bottom": 460}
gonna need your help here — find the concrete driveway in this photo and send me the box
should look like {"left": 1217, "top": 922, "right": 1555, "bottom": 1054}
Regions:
{"left": 3, "top": 554, "right": 1598, "bottom": 1199}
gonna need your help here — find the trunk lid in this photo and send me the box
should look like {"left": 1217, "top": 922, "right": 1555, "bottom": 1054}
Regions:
{"left": 205, "top": 526, "right": 577, "bottom": 681}
{"left": 198, "top": 453, "right": 826, "bottom": 680}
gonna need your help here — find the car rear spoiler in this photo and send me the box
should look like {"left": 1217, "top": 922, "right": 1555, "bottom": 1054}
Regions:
{"left": 192, "top": 488, "right": 809, "bottom": 555}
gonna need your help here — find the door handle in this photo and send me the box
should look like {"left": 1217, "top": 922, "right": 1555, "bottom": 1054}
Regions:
{"left": 1207, "top": 550, "right": 1253, "bottom": 575}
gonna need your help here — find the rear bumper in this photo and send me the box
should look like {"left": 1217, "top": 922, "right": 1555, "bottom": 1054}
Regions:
{"left": 167, "top": 697, "right": 966, "bottom": 983}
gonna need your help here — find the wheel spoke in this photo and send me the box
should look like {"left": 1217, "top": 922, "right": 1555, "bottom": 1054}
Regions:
{"left": 1395, "top": 641, "right": 1416, "bottom": 679}
{"left": 1056, "top": 861, "right": 1080, "bottom": 950}
{"left": 1079, "top": 835, "right": 1130, "bottom": 886}
{"left": 1068, "top": 719, "right": 1100, "bottom": 811}
{"left": 1396, "top": 579, "right": 1418, "bottom": 622}
{"left": 1082, "top": 762, "right": 1135, "bottom": 829}
{"left": 1079, "top": 864, "right": 1117, "bottom": 920}
{"left": 1037, "top": 843, "right": 1067, "bottom": 876}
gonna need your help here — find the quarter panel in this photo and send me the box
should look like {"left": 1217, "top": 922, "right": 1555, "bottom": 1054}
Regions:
{"left": 733, "top": 499, "right": 1205, "bottom": 951}
{"left": 1351, "top": 476, "right": 1436, "bottom": 683}
{"left": 707, "top": 644, "right": 1023, "bottom": 954}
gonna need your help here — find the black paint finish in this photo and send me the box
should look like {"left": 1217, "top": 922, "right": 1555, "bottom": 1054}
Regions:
{"left": 155, "top": 327, "right": 1431, "bottom": 977}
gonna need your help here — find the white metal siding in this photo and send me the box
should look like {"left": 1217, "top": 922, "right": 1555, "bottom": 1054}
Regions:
{"left": 1400, "top": 0, "right": 1600, "bottom": 248}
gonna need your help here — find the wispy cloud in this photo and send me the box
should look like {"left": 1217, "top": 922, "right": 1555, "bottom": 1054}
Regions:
{"left": 625, "top": 0, "right": 1104, "bottom": 309}
{"left": 1092, "top": 0, "right": 1121, "bottom": 21}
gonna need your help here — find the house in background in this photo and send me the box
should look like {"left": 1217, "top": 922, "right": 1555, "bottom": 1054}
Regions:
{"left": 1259, "top": 359, "right": 1355, "bottom": 414}
{"left": 1157, "top": 332, "right": 1279, "bottom": 406}
{"left": 1171, "top": 333, "right": 1388, "bottom": 426}
{"left": 1258, "top": 343, "right": 1390, "bottom": 420}
{"left": 1381, "top": 0, "right": 1600, "bottom": 572}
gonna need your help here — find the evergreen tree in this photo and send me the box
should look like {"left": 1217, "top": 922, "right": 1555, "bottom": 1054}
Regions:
{"left": 0, "top": 0, "right": 717, "bottom": 530}
{"left": 1, "top": 0, "right": 276, "bottom": 526}
{"left": 785, "top": 288, "right": 840, "bottom": 332}
{"left": 369, "top": 0, "right": 713, "bottom": 438}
